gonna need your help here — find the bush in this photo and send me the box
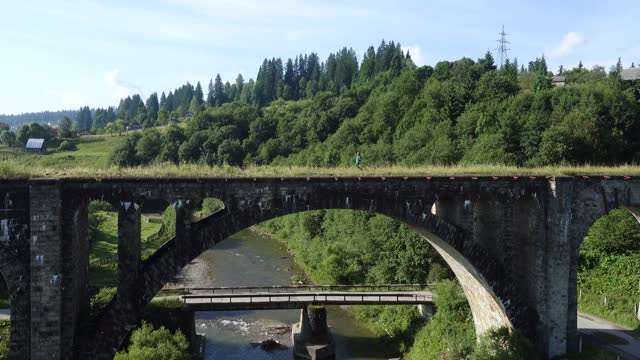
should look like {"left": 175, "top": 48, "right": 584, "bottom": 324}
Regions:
{"left": 57, "top": 140, "right": 76, "bottom": 152}
{"left": 90, "top": 287, "right": 117, "bottom": 320}
{"left": 407, "top": 280, "right": 475, "bottom": 359}
{"left": 472, "top": 327, "right": 537, "bottom": 360}
{"left": 114, "top": 321, "right": 190, "bottom": 360}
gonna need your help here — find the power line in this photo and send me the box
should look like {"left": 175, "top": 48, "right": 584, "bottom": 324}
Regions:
{"left": 496, "top": 25, "right": 510, "bottom": 69}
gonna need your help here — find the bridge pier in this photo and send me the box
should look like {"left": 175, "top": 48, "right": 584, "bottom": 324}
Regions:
{"left": 29, "top": 183, "right": 64, "bottom": 360}
{"left": 292, "top": 306, "right": 335, "bottom": 360}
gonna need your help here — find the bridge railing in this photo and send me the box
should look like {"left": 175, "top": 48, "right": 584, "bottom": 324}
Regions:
{"left": 161, "top": 283, "right": 432, "bottom": 295}
{"left": 181, "top": 291, "right": 433, "bottom": 305}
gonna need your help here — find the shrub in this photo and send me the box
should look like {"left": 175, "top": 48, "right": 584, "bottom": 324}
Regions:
{"left": 57, "top": 140, "right": 76, "bottom": 152}
{"left": 472, "top": 327, "right": 537, "bottom": 360}
{"left": 114, "top": 321, "right": 189, "bottom": 360}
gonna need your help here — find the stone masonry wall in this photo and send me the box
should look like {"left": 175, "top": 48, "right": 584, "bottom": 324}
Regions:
{"left": 29, "top": 181, "right": 63, "bottom": 360}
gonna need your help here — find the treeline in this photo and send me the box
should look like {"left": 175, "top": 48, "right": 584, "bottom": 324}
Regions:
{"left": 0, "top": 110, "right": 78, "bottom": 128}
{"left": 110, "top": 43, "right": 640, "bottom": 167}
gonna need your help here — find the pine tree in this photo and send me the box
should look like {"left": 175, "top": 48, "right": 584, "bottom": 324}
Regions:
{"left": 482, "top": 51, "right": 496, "bottom": 72}
{"left": 234, "top": 74, "right": 244, "bottom": 101}
{"left": 213, "top": 74, "right": 226, "bottom": 106}
{"left": 558, "top": 65, "right": 564, "bottom": 75}
{"left": 615, "top": 57, "right": 623, "bottom": 73}
{"left": 145, "top": 93, "right": 159, "bottom": 124}
{"left": 189, "top": 96, "right": 200, "bottom": 114}
{"left": 194, "top": 81, "right": 204, "bottom": 105}
{"left": 632, "top": 62, "right": 636, "bottom": 68}
{"left": 360, "top": 46, "right": 376, "bottom": 81}
{"left": 578, "top": 60, "right": 584, "bottom": 70}
{"left": 160, "top": 92, "right": 167, "bottom": 110}
{"left": 283, "top": 58, "right": 296, "bottom": 100}
{"left": 207, "top": 79, "right": 215, "bottom": 106}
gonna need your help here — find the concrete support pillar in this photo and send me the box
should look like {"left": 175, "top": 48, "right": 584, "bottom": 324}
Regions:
{"left": 174, "top": 200, "right": 192, "bottom": 264}
{"left": 29, "top": 182, "right": 63, "bottom": 360}
{"left": 544, "top": 179, "right": 574, "bottom": 358}
{"left": 293, "top": 307, "right": 335, "bottom": 360}
{"left": 117, "top": 201, "right": 141, "bottom": 287}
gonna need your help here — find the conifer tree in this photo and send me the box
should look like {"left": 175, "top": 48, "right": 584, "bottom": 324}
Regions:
{"left": 213, "top": 74, "right": 226, "bottom": 106}
{"left": 194, "top": 81, "right": 204, "bottom": 105}
{"left": 207, "top": 79, "right": 215, "bottom": 106}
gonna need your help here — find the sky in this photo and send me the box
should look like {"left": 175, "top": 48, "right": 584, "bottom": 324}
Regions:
{"left": 1, "top": 0, "right": 638, "bottom": 115}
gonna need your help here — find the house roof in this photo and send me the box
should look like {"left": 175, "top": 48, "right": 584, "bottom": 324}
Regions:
{"left": 552, "top": 76, "right": 566, "bottom": 82}
{"left": 621, "top": 68, "right": 640, "bottom": 81}
{"left": 26, "top": 138, "right": 45, "bottom": 149}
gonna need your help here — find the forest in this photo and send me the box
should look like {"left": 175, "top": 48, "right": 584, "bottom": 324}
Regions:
{"left": 99, "top": 40, "right": 640, "bottom": 169}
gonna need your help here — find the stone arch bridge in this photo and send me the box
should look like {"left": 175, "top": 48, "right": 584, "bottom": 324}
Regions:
{"left": 1, "top": 175, "right": 639, "bottom": 359}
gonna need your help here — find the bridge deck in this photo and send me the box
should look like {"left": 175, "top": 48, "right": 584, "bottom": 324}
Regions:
{"left": 180, "top": 290, "right": 433, "bottom": 311}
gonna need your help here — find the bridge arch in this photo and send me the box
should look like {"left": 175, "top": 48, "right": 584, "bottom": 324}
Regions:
{"left": 90, "top": 184, "right": 522, "bottom": 358}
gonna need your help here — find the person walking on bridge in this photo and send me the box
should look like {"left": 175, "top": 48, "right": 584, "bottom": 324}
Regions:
{"left": 355, "top": 151, "right": 362, "bottom": 170}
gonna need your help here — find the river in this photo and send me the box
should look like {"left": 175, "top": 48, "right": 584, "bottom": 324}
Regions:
{"left": 172, "top": 229, "right": 398, "bottom": 360}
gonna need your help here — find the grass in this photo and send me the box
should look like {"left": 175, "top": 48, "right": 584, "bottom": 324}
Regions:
{"left": 5, "top": 162, "right": 640, "bottom": 178}
{"left": 579, "top": 298, "right": 640, "bottom": 331}
{"left": 4, "top": 139, "right": 640, "bottom": 178}
{"left": 89, "top": 210, "right": 164, "bottom": 288}
{"left": 0, "top": 320, "right": 8, "bottom": 360}
{"left": 0, "top": 134, "right": 125, "bottom": 172}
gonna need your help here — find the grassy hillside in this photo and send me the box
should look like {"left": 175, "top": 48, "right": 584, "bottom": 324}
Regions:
{"left": 1, "top": 134, "right": 125, "bottom": 170}
{"left": 89, "top": 210, "right": 164, "bottom": 288}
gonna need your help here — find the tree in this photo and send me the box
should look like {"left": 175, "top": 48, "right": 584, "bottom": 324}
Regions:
{"left": 207, "top": 79, "right": 215, "bottom": 106}
{"left": 58, "top": 116, "right": 73, "bottom": 138}
{"left": 75, "top": 106, "right": 93, "bottom": 133}
{"left": 216, "top": 139, "right": 244, "bottom": 166}
{"left": 581, "top": 208, "right": 640, "bottom": 269}
{"left": 0, "top": 130, "right": 16, "bottom": 147}
{"left": 135, "top": 129, "right": 162, "bottom": 164}
{"left": 0, "top": 122, "right": 9, "bottom": 132}
{"left": 213, "top": 74, "right": 227, "bottom": 106}
{"left": 115, "top": 120, "right": 126, "bottom": 136}
{"left": 145, "top": 93, "right": 159, "bottom": 125}
{"left": 234, "top": 74, "right": 244, "bottom": 101}
{"left": 189, "top": 96, "right": 201, "bottom": 114}
{"left": 194, "top": 81, "right": 204, "bottom": 106}
{"left": 114, "top": 322, "right": 189, "bottom": 360}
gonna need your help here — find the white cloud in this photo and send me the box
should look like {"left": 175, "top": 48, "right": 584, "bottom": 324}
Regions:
{"left": 402, "top": 45, "right": 426, "bottom": 66}
{"left": 104, "top": 69, "right": 141, "bottom": 100}
{"left": 545, "top": 32, "right": 586, "bottom": 59}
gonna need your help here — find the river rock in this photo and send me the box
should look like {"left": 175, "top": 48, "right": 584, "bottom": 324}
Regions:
{"left": 251, "top": 338, "right": 287, "bottom": 351}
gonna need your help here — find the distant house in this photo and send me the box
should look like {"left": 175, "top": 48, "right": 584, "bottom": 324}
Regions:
{"left": 184, "top": 112, "right": 193, "bottom": 118}
{"left": 621, "top": 68, "right": 640, "bottom": 81}
{"left": 25, "top": 138, "right": 46, "bottom": 153}
{"left": 77, "top": 130, "right": 92, "bottom": 137}
{"left": 552, "top": 76, "right": 566, "bottom": 86}
{"left": 126, "top": 123, "right": 142, "bottom": 132}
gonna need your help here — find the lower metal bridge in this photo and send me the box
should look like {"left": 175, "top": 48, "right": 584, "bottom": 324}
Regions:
{"left": 169, "top": 284, "right": 434, "bottom": 311}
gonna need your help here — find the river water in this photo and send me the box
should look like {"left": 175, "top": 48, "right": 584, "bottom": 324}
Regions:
{"left": 172, "top": 229, "right": 397, "bottom": 360}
